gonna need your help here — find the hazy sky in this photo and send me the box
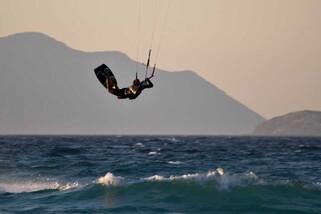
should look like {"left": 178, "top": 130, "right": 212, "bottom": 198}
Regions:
{"left": 1, "top": 0, "right": 320, "bottom": 118}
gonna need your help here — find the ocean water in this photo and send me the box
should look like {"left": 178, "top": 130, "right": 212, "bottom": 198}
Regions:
{"left": 1, "top": 136, "right": 321, "bottom": 213}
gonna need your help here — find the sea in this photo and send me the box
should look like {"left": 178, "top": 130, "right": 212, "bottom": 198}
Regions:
{"left": 0, "top": 135, "right": 321, "bottom": 213}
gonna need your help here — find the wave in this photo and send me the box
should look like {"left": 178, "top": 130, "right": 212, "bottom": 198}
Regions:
{"left": 1, "top": 175, "right": 320, "bottom": 213}
{"left": 3, "top": 168, "right": 321, "bottom": 196}
{"left": 96, "top": 168, "right": 260, "bottom": 190}
{"left": 95, "top": 168, "right": 321, "bottom": 192}
{"left": 88, "top": 169, "right": 321, "bottom": 213}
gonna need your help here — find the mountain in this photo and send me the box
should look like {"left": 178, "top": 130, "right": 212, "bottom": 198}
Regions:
{"left": 0, "top": 32, "right": 265, "bottom": 135}
{"left": 253, "top": 110, "right": 321, "bottom": 136}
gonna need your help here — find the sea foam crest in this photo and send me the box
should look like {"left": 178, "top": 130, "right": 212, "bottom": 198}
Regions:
{"left": 97, "top": 168, "right": 260, "bottom": 190}
{"left": 148, "top": 151, "right": 159, "bottom": 155}
{"left": 97, "top": 172, "right": 124, "bottom": 186}
{"left": 0, "top": 181, "right": 79, "bottom": 193}
{"left": 168, "top": 161, "right": 184, "bottom": 165}
{"left": 144, "top": 168, "right": 224, "bottom": 182}
{"left": 135, "top": 142, "right": 145, "bottom": 147}
{"left": 144, "top": 168, "right": 260, "bottom": 190}
{"left": 144, "top": 175, "right": 166, "bottom": 181}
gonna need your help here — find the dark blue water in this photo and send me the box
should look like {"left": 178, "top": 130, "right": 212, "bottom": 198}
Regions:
{"left": 1, "top": 136, "right": 321, "bottom": 213}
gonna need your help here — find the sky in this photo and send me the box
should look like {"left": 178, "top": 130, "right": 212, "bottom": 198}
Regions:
{"left": 0, "top": 0, "right": 320, "bottom": 118}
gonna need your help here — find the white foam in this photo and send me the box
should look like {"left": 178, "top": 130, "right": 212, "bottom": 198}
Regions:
{"left": 206, "top": 168, "right": 224, "bottom": 177}
{"left": 97, "top": 172, "right": 124, "bottom": 186}
{"left": 95, "top": 168, "right": 261, "bottom": 191}
{"left": 144, "top": 174, "right": 200, "bottom": 181}
{"left": 169, "top": 173, "right": 201, "bottom": 180}
{"left": 144, "top": 173, "right": 202, "bottom": 182}
{"left": 59, "top": 182, "right": 80, "bottom": 191}
{"left": 148, "top": 151, "right": 158, "bottom": 155}
{"left": 135, "top": 142, "right": 145, "bottom": 147}
{"left": 0, "top": 181, "right": 79, "bottom": 193}
{"left": 216, "top": 168, "right": 224, "bottom": 176}
{"left": 143, "top": 168, "right": 260, "bottom": 190}
{"left": 144, "top": 175, "right": 166, "bottom": 181}
{"left": 168, "top": 161, "right": 184, "bottom": 165}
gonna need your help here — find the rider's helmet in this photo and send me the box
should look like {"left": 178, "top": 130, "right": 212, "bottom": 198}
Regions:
{"left": 133, "top": 79, "right": 140, "bottom": 86}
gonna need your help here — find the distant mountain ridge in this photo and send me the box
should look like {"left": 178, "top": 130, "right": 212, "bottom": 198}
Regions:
{"left": 253, "top": 110, "right": 321, "bottom": 136}
{"left": 0, "top": 32, "right": 265, "bottom": 134}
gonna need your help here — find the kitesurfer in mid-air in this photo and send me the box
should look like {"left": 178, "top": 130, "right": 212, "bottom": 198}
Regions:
{"left": 94, "top": 50, "right": 156, "bottom": 100}
{"left": 94, "top": 57, "right": 155, "bottom": 100}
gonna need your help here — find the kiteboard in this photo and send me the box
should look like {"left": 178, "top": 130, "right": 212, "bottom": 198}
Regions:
{"left": 94, "top": 64, "right": 117, "bottom": 90}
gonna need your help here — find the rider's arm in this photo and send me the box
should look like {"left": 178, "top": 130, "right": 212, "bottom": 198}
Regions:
{"left": 141, "top": 78, "right": 154, "bottom": 89}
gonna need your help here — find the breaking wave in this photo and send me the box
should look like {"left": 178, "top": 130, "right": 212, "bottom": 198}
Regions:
{"left": 95, "top": 168, "right": 262, "bottom": 190}
{"left": 3, "top": 168, "right": 320, "bottom": 196}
